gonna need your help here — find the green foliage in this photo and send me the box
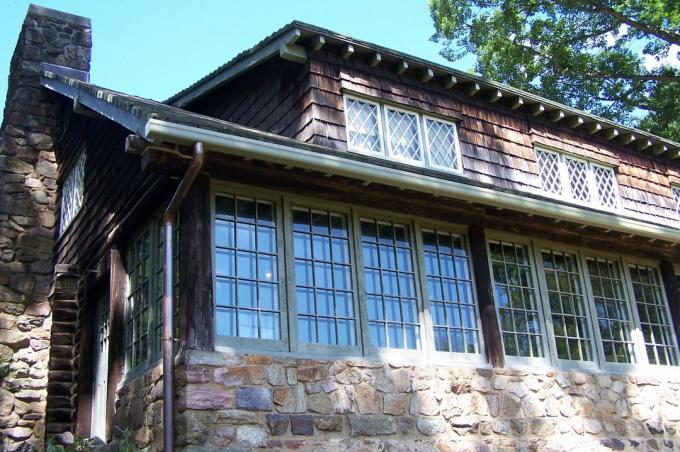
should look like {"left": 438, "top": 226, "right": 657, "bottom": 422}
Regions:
{"left": 430, "top": 0, "right": 680, "bottom": 141}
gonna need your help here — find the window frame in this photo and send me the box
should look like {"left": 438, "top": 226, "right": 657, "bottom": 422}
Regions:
{"left": 671, "top": 185, "right": 680, "bottom": 219}
{"left": 283, "top": 196, "right": 364, "bottom": 357}
{"left": 343, "top": 94, "right": 464, "bottom": 175}
{"left": 532, "top": 239, "right": 602, "bottom": 372}
{"left": 59, "top": 149, "right": 86, "bottom": 236}
{"left": 621, "top": 257, "right": 680, "bottom": 369}
{"left": 535, "top": 146, "right": 621, "bottom": 213}
{"left": 211, "top": 185, "right": 289, "bottom": 352}
{"left": 343, "top": 95, "right": 385, "bottom": 158}
{"left": 414, "top": 219, "right": 485, "bottom": 364}
{"left": 486, "top": 232, "right": 553, "bottom": 369}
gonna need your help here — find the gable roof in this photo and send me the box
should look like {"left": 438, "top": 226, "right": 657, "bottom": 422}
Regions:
{"left": 166, "top": 21, "right": 680, "bottom": 159}
{"left": 40, "top": 69, "right": 680, "bottom": 244}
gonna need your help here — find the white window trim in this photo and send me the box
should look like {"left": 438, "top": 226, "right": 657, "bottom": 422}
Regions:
{"left": 535, "top": 146, "right": 622, "bottom": 214}
{"left": 59, "top": 150, "right": 86, "bottom": 236}
{"left": 671, "top": 185, "right": 680, "bottom": 220}
{"left": 343, "top": 94, "right": 464, "bottom": 175}
{"left": 422, "top": 114, "right": 464, "bottom": 175}
{"left": 343, "top": 95, "right": 385, "bottom": 158}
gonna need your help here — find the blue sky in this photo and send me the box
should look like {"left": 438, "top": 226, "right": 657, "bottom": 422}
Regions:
{"left": 0, "top": 0, "right": 476, "bottom": 115}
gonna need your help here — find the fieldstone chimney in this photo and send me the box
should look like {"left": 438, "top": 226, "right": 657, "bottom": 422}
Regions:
{"left": 0, "top": 4, "right": 91, "bottom": 450}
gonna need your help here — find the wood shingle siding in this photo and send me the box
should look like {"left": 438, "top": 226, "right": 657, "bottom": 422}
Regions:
{"left": 278, "top": 49, "right": 680, "bottom": 229}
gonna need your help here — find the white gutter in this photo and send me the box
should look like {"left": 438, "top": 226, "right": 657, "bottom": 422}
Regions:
{"left": 145, "top": 118, "right": 680, "bottom": 244}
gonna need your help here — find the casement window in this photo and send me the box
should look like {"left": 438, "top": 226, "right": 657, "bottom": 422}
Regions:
{"left": 59, "top": 151, "right": 86, "bottom": 235}
{"left": 487, "top": 233, "right": 680, "bottom": 371}
{"left": 536, "top": 148, "right": 619, "bottom": 210}
{"left": 672, "top": 185, "right": 680, "bottom": 218}
{"left": 344, "top": 96, "right": 463, "bottom": 174}
{"left": 212, "top": 187, "right": 485, "bottom": 362}
{"left": 124, "top": 216, "right": 178, "bottom": 376}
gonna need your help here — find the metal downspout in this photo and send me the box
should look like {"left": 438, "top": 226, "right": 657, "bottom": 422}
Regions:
{"left": 163, "top": 142, "right": 205, "bottom": 451}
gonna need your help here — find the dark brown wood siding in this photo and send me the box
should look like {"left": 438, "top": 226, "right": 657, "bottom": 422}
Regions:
{"left": 185, "top": 58, "right": 316, "bottom": 143}
{"left": 299, "top": 50, "right": 680, "bottom": 229}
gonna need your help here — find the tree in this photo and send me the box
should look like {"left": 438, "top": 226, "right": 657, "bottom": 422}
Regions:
{"left": 429, "top": 0, "right": 680, "bottom": 141}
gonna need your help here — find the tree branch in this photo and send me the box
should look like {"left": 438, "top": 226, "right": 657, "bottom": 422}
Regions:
{"left": 567, "top": 0, "right": 680, "bottom": 45}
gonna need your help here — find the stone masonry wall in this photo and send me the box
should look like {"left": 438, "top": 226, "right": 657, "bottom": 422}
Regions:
{"left": 0, "top": 5, "right": 91, "bottom": 450}
{"left": 115, "top": 350, "right": 680, "bottom": 452}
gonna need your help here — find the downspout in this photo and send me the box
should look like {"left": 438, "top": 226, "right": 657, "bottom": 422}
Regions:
{"left": 162, "top": 141, "right": 205, "bottom": 451}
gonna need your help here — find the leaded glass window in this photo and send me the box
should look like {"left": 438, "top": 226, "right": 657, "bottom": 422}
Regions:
{"left": 541, "top": 249, "right": 594, "bottom": 362}
{"left": 422, "top": 229, "right": 479, "bottom": 354}
{"left": 59, "top": 151, "right": 86, "bottom": 235}
{"left": 586, "top": 257, "right": 636, "bottom": 364}
{"left": 293, "top": 207, "right": 356, "bottom": 347}
{"left": 345, "top": 97, "right": 383, "bottom": 154}
{"left": 424, "top": 117, "right": 461, "bottom": 172}
{"left": 386, "top": 107, "right": 423, "bottom": 164}
{"left": 214, "top": 194, "right": 280, "bottom": 340}
{"left": 536, "top": 147, "right": 619, "bottom": 210}
{"left": 629, "top": 264, "right": 678, "bottom": 366}
{"left": 489, "top": 240, "right": 544, "bottom": 358}
{"left": 361, "top": 219, "right": 420, "bottom": 349}
{"left": 672, "top": 186, "right": 680, "bottom": 218}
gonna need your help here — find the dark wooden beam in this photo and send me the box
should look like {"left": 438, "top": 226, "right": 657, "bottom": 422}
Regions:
{"left": 179, "top": 176, "right": 215, "bottom": 350}
{"left": 469, "top": 226, "right": 504, "bottom": 368}
{"left": 659, "top": 260, "right": 680, "bottom": 350}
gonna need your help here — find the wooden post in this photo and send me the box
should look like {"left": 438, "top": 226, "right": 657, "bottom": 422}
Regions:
{"left": 469, "top": 226, "right": 504, "bottom": 368}
{"left": 659, "top": 260, "right": 680, "bottom": 349}
{"left": 179, "top": 176, "right": 214, "bottom": 350}
{"left": 106, "top": 248, "right": 126, "bottom": 440}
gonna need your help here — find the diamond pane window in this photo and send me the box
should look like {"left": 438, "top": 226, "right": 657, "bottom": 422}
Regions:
{"left": 385, "top": 108, "right": 423, "bottom": 163}
{"left": 345, "top": 97, "right": 382, "bottom": 154}
{"left": 536, "top": 150, "right": 562, "bottom": 195}
{"left": 214, "top": 194, "right": 280, "bottom": 341}
{"left": 535, "top": 147, "right": 619, "bottom": 210}
{"left": 593, "top": 165, "right": 619, "bottom": 208}
{"left": 293, "top": 207, "right": 356, "bottom": 347}
{"left": 489, "top": 240, "right": 544, "bottom": 358}
{"left": 361, "top": 218, "right": 420, "bottom": 350}
{"left": 672, "top": 186, "right": 680, "bottom": 218}
{"left": 541, "top": 249, "right": 594, "bottom": 362}
{"left": 59, "top": 151, "right": 86, "bottom": 235}
{"left": 629, "top": 264, "right": 679, "bottom": 366}
{"left": 586, "top": 257, "right": 636, "bottom": 364}
{"left": 422, "top": 229, "right": 479, "bottom": 354}
{"left": 424, "top": 118, "right": 461, "bottom": 172}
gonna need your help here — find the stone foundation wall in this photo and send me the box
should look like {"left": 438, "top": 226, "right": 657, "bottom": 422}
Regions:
{"left": 114, "top": 350, "right": 680, "bottom": 451}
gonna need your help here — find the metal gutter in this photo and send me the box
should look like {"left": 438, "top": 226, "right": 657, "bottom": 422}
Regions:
{"left": 144, "top": 118, "right": 680, "bottom": 244}
{"left": 161, "top": 142, "right": 205, "bottom": 451}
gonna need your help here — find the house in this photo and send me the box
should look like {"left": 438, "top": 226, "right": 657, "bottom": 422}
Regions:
{"left": 2, "top": 3, "right": 680, "bottom": 451}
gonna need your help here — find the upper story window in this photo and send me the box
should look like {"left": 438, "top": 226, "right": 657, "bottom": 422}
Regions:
{"left": 59, "top": 151, "right": 86, "bottom": 235}
{"left": 672, "top": 185, "right": 680, "bottom": 218}
{"left": 344, "top": 96, "right": 463, "bottom": 174}
{"left": 536, "top": 148, "right": 619, "bottom": 210}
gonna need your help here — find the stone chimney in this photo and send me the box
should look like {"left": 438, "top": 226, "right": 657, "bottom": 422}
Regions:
{"left": 0, "top": 4, "right": 91, "bottom": 450}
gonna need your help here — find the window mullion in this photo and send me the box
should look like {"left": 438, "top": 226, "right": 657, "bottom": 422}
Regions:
{"left": 578, "top": 252, "right": 608, "bottom": 369}
{"left": 558, "top": 156, "right": 571, "bottom": 199}
{"left": 410, "top": 219, "right": 432, "bottom": 358}
{"left": 282, "top": 197, "right": 297, "bottom": 353}
{"left": 621, "top": 260, "right": 650, "bottom": 366}
{"left": 531, "top": 244, "right": 559, "bottom": 366}
{"left": 350, "top": 208, "right": 372, "bottom": 357}
{"left": 585, "top": 162, "right": 599, "bottom": 206}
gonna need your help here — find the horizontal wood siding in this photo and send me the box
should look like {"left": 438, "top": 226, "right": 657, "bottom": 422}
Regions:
{"left": 303, "top": 50, "right": 680, "bottom": 228}
{"left": 54, "top": 115, "right": 168, "bottom": 271}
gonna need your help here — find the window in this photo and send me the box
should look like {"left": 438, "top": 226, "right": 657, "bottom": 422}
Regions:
{"left": 488, "top": 239, "right": 545, "bottom": 361}
{"left": 360, "top": 218, "right": 420, "bottom": 350}
{"left": 344, "top": 96, "right": 463, "bottom": 173}
{"left": 214, "top": 194, "right": 281, "bottom": 344}
{"left": 422, "top": 229, "right": 479, "bottom": 354}
{"left": 59, "top": 151, "right": 86, "bottom": 235}
{"left": 629, "top": 264, "right": 679, "bottom": 366}
{"left": 585, "top": 257, "right": 636, "bottom": 365}
{"left": 536, "top": 148, "right": 619, "bottom": 210}
{"left": 672, "top": 185, "right": 680, "bottom": 218}
{"left": 293, "top": 207, "right": 357, "bottom": 348}
{"left": 125, "top": 216, "right": 178, "bottom": 376}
